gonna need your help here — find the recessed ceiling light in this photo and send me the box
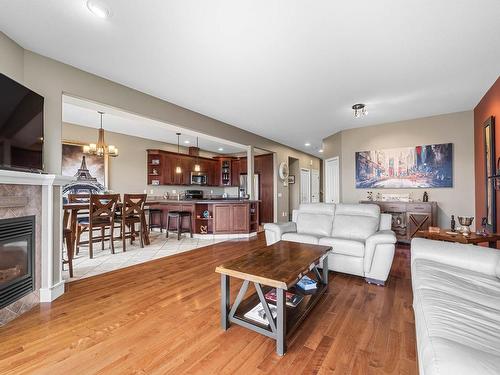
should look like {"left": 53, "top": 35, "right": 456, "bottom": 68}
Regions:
{"left": 184, "top": 140, "right": 190, "bottom": 144}
{"left": 352, "top": 103, "right": 367, "bottom": 118}
{"left": 87, "top": 0, "right": 111, "bottom": 19}
{"left": 318, "top": 149, "right": 324, "bottom": 153}
{"left": 218, "top": 148, "right": 224, "bottom": 151}
{"left": 305, "top": 143, "right": 311, "bottom": 147}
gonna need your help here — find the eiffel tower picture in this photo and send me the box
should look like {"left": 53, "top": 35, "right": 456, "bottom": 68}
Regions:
{"left": 63, "top": 155, "right": 105, "bottom": 195}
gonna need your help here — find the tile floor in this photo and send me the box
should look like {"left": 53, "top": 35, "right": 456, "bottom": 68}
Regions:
{"left": 63, "top": 231, "right": 225, "bottom": 281}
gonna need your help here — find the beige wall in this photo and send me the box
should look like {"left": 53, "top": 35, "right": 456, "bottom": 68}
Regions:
{"left": 62, "top": 123, "right": 236, "bottom": 196}
{"left": 0, "top": 31, "right": 320, "bottom": 222}
{"left": 323, "top": 111, "right": 474, "bottom": 227}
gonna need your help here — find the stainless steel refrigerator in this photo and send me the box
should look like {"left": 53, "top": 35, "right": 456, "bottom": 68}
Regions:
{"left": 239, "top": 174, "right": 259, "bottom": 200}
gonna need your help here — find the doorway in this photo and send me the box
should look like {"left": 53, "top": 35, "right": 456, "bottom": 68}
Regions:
{"left": 324, "top": 157, "right": 340, "bottom": 203}
{"left": 300, "top": 168, "right": 311, "bottom": 203}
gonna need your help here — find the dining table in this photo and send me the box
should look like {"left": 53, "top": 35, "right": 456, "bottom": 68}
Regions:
{"left": 63, "top": 201, "right": 153, "bottom": 259}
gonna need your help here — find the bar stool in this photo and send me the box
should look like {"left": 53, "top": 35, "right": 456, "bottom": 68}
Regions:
{"left": 148, "top": 208, "right": 163, "bottom": 232}
{"left": 166, "top": 211, "right": 193, "bottom": 240}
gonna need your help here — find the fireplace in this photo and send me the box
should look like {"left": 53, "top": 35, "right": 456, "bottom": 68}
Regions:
{"left": 0, "top": 216, "right": 35, "bottom": 309}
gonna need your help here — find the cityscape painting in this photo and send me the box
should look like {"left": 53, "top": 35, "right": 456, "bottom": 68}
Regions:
{"left": 355, "top": 143, "right": 453, "bottom": 188}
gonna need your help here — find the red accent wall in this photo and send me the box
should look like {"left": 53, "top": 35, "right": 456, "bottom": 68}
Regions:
{"left": 474, "top": 77, "right": 500, "bottom": 227}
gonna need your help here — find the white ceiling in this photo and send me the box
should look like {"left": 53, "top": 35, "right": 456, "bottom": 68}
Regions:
{"left": 2, "top": 1, "right": 499, "bottom": 155}
{"left": 62, "top": 96, "right": 248, "bottom": 154}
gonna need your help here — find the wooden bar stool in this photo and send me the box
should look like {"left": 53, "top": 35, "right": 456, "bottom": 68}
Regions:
{"left": 148, "top": 208, "right": 163, "bottom": 232}
{"left": 166, "top": 211, "right": 193, "bottom": 240}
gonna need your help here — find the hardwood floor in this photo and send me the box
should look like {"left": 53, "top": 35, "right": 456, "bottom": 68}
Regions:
{"left": 0, "top": 234, "right": 417, "bottom": 374}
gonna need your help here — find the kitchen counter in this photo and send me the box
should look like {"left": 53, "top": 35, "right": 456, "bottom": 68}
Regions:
{"left": 147, "top": 199, "right": 260, "bottom": 236}
{"left": 146, "top": 198, "right": 260, "bottom": 204}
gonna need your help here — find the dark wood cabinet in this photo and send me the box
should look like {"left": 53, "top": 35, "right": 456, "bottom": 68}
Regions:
{"left": 231, "top": 159, "right": 241, "bottom": 186}
{"left": 214, "top": 204, "right": 232, "bottom": 233}
{"left": 361, "top": 201, "right": 438, "bottom": 243}
{"left": 232, "top": 204, "right": 249, "bottom": 232}
{"left": 148, "top": 150, "right": 234, "bottom": 187}
{"left": 213, "top": 203, "right": 252, "bottom": 234}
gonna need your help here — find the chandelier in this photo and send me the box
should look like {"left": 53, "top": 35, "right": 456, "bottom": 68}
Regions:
{"left": 352, "top": 103, "right": 367, "bottom": 118}
{"left": 83, "top": 111, "right": 119, "bottom": 157}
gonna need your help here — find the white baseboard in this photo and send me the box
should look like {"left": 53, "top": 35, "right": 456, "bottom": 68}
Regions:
{"left": 39, "top": 280, "right": 65, "bottom": 302}
{"left": 193, "top": 232, "right": 258, "bottom": 240}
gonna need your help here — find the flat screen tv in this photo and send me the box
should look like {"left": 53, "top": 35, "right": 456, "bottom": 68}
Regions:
{"left": 0, "top": 73, "right": 44, "bottom": 172}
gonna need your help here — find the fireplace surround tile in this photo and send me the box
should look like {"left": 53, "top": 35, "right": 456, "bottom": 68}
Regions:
{"left": 0, "top": 184, "right": 42, "bottom": 326}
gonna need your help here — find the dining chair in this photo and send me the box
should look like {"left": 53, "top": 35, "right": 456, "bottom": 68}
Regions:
{"left": 78, "top": 194, "right": 120, "bottom": 259}
{"left": 120, "top": 194, "right": 147, "bottom": 252}
{"left": 62, "top": 208, "right": 74, "bottom": 278}
{"left": 68, "top": 193, "right": 91, "bottom": 255}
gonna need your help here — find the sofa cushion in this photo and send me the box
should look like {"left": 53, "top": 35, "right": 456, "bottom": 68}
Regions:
{"left": 413, "top": 258, "right": 500, "bottom": 374}
{"left": 296, "top": 212, "right": 334, "bottom": 237}
{"left": 318, "top": 237, "right": 365, "bottom": 257}
{"left": 282, "top": 232, "right": 320, "bottom": 245}
{"left": 292, "top": 203, "right": 335, "bottom": 222}
{"left": 331, "top": 204, "right": 380, "bottom": 241}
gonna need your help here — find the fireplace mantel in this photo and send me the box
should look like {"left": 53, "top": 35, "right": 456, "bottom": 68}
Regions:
{"left": 0, "top": 169, "right": 73, "bottom": 186}
{"left": 0, "top": 169, "right": 74, "bottom": 304}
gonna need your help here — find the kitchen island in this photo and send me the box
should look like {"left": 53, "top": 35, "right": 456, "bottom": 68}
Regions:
{"left": 147, "top": 199, "right": 260, "bottom": 237}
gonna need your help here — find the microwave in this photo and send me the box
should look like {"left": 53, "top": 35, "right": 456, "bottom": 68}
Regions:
{"left": 190, "top": 172, "right": 208, "bottom": 185}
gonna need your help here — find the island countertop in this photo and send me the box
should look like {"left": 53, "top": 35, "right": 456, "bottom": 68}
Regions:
{"left": 146, "top": 199, "right": 260, "bottom": 204}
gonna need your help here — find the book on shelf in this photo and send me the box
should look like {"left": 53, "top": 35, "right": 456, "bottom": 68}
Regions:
{"left": 296, "top": 275, "right": 317, "bottom": 291}
{"left": 243, "top": 303, "right": 277, "bottom": 326}
{"left": 264, "top": 289, "right": 304, "bottom": 307}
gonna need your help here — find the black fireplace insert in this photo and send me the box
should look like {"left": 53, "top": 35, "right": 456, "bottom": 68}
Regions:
{"left": 0, "top": 216, "right": 35, "bottom": 309}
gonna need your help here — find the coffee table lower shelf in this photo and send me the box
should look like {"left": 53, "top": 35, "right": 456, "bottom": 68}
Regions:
{"left": 232, "top": 283, "right": 328, "bottom": 339}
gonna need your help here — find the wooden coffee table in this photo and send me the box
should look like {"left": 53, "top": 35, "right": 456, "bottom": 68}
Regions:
{"left": 415, "top": 229, "right": 500, "bottom": 248}
{"left": 215, "top": 241, "right": 331, "bottom": 356}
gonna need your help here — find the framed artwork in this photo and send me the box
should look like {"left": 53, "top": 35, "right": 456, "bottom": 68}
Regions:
{"left": 355, "top": 143, "right": 453, "bottom": 188}
{"left": 288, "top": 175, "right": 295, "bottom": 184}
{"left": 483, "top": 117, "right": 496, "bottom": 232}
{"left": 61, "top": 141, "right": 107, "bottom": 194}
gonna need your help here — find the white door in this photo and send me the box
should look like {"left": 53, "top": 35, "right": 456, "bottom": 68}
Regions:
{"left": 300, "top": 168, "right": 311, "bottom": 203}
{"left": 324, "top": 157, "right": 340, "bottom": 203}
{"left": 311, "top": 169, "right": 320, "bottom": 203}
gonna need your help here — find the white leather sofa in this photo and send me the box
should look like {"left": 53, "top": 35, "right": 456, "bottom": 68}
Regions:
{"left": 411, "top": 238, "right": 500, "bottom": 375}
{"left": 264, "top": 203, "right": 396, "bottom": 285}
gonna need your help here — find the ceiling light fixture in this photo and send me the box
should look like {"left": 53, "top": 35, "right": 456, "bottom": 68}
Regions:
{"left": 193, "top": 137, "right": 201, "bottom": 172}
{"left": 352, "top": 103, "right": 367, "bottom": 118}
{"left": 175, "top": 132, "right": 182, "bottom": 174}
{"left": 305, "top": 142, "right": 311, "bottom": 147}
{"left": 83, "top": 111, "right": 118, "bottom": 157}
{"left": 218, "top": 148, "right": 224, "bottom": 152}
{"left": 184, "top": 140, "right": 190, "bottom": 144}
{"left": 87, "top": 0, "right": 111, "bottom": 19}
{"left": 318, "top": 149, "right": 324, "bottom": 153}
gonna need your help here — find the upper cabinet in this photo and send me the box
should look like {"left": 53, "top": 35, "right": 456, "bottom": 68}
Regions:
{"left": 147, "top": 150, "right": 227, "bottom": 187}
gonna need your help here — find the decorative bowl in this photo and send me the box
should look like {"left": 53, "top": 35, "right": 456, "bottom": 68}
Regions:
{"left": 458, "top": 216, "right": 474, "bottom": 234}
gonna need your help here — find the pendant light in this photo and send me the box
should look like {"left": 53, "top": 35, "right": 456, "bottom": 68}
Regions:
{"left": 175, "top": 132, "right": 182, "bottom": 174}
{"left": 83, "top": 111, "right": 119, "bottom": 157}
{"left": 193, "top": 137, "right": 201, "bottom": 172}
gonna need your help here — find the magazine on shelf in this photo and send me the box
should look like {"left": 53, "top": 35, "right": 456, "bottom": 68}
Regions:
{"left": 296, "top": 275, "right": 317, "bottom": 291}
{"left": 244, "top": 303, "right": 277, "bottom": 326}
{"left": 264, "top": 289, "right": 304, "bottom": 307}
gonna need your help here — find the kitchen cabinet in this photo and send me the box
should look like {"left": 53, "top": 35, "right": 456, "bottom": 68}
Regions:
{"left": 213, "top": 203, "right": 251, "bottom": 234}
{"left": 148, "top": 150, "right": 227, "bottom": 187}
{"left": 231, "top": 159, "right": 241, "bottom": 186}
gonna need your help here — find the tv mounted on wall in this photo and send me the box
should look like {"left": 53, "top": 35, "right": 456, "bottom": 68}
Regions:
{"left": 0, "top": 73, "right": 44, "bottom": 172}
